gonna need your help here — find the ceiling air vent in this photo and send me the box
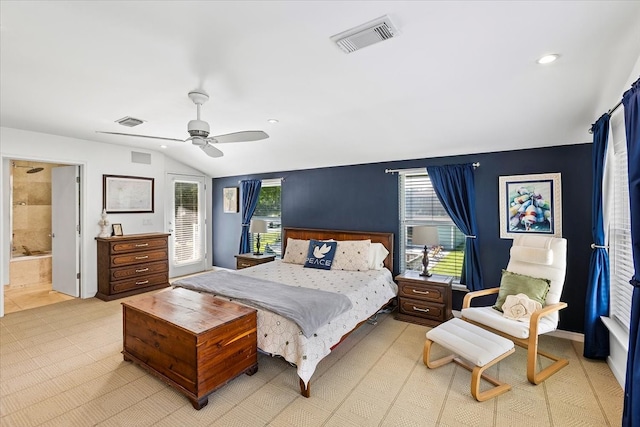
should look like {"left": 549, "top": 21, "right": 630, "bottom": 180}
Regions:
{"left": 330, "top": 15, "right": 398, "bottom": 54}
{"left": 116, "top": 116, "right": 144, "bottom": 127}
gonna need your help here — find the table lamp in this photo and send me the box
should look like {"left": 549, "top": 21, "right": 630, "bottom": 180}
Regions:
{"left": 412, "top": 226, "right": 439, "bottom": 277}
{"left": 249, "top": 219, "right": 268, "bottom": 255}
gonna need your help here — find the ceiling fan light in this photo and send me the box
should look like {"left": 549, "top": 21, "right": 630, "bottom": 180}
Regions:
{"left": 537, "top": 54, "right": 559, "bottom": 64}
{"left": 188, "top": 119, "right": 210, "bottom": 137}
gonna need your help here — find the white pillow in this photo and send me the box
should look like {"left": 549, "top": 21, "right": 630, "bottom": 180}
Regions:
{"left": 368, "top": 243, "right": 389, "bottom": 270}
{"left": 332, "top": 240, "right": 371, "bottom": 271}
{"left": 282, "top": 238, "right": 309, "bottom": 264}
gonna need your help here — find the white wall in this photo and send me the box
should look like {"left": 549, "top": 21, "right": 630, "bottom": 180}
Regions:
{"left": 0, "top": 127, "right": 212, "bottom": 317}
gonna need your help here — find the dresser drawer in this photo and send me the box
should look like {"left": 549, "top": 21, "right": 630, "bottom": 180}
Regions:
{"left": 398, "top": 282, "right": 445, "bottom": 303}
{"left": 398, "top": 297, "right": 446, "bottom": 322}
{"left": 110, "top": 260, "right": 168, "bottom": 281}
{"left": 111, "top": 249, "right": 168, "bottom": 267}
{"left": 110, "top": 238, "right": 167, "bottom": 254}
{"left": 112, "top": 272, "right": 169, "bottom": 294}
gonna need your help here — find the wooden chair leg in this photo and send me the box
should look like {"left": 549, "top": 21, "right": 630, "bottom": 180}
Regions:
{"left": 424, "top": 339, "right": 514, "bottom": 402}
{"left": 423, "top": 339, "right": 456, "bottom": 369}
{"left": 527, "top": 336, "right": 569, "bottom": 385}
{"left": 468, "top": 349, "right": 514, "bottom": 401}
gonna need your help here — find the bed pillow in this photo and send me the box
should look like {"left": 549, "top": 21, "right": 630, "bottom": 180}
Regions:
{"left": 332, "top": 239, "right": 371, "bottom": 271}
{"left": 493, "top": 269, "right": 550, "bottom": 312}
{"left": 304, "top": 239, "right": 338, "bottom": 270}
{"left": 282, "top": 238, "right": 309, "bottom": 265}
{"left": 368, "top": 243, "right": 389, "bottom": 270}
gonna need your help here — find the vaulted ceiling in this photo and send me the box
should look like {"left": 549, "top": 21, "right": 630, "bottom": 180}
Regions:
{"left": 1, "top": 1, "right": 639, "bottom": 177}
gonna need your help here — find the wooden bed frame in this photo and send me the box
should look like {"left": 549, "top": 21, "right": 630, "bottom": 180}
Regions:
{"left": 282, "top": 227, "right": 395, "bottom": 397}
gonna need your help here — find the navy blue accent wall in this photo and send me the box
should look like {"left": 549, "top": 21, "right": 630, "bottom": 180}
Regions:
{"left": 213, "top": 143, "right": 591, "bottom": 334}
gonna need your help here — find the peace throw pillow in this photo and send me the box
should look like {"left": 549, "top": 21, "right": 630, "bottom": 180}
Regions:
{"left": 304, "top": 239, "right": 338, "bottom": 270}
{"left": 493, "top": 269, "right": 550, "bottom": 312}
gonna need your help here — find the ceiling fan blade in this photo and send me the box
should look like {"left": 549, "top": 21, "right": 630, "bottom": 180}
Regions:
{"left": 213, "top": 130, "right": 269, "bottom": 144}
{"left": 96, "top": 131, "right": 184, "bottom": 142}
{"left": 200, "top": 143, "right": 224, "bottom": 158}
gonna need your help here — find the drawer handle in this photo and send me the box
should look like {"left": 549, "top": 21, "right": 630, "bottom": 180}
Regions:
{"left": 135, "top": 256, "right": 149, "bottom": 260}
{"left": 240, "top": 263, "right": 251, "bottom": 267}
{"left": 135, "top": 243, "right": 149, "bottom": 247}
{"left": 135, "top": 268, "right": 149, "bottom": 273}
{"left": 135, "top": 280, "right": 149, "bottom": 285}
{"left": 413, "top": 306, "right": 430, "bottom": 313}
{"left": 412, "top": 289, "right": 430, "bottom": 295}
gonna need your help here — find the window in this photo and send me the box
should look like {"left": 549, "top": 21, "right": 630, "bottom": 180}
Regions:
{"left": 172, "top": 178, "right": 203, "bottom": 265}
{"left": 608, "top": 112, "right": 633, "bottom": 332}
{"left": 399, "top": 172, "right": 465, "bottom": 280}
{"left": 251, "top": 179, "right": 282, "bottom": 257}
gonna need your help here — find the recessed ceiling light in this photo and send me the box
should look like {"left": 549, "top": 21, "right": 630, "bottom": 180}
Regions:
{"left": 267, "top": 119, "right": 279, "bottom": 124}
{"left": 160, "top": 145, "right": 167, "bottom": 149}
{"left": 537, "top": 54, "right": 559, "bottom": 64}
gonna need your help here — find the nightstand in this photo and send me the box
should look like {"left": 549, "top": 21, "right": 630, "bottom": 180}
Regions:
{"left": 395, "top": 271, "right": 453, "bottom": 327}
{"left": 235, "top": 253, "right": 276, "bottom": 270}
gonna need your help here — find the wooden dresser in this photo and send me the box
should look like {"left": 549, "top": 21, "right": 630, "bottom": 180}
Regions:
{"left": 395, "top": 271, "right": 453, "bottom": 327}
{"left": 235, "top": 253, "right": 276, "bottom": 269}
{"left": 96, "top": 232, "right": 170, "bottom": 301}
{"left": 122, "top": 287, "right": 258, "bottom": 409}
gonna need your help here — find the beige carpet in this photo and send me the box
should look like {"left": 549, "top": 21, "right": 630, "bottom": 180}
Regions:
{"left": 0, "top": 290, "right": 623, "bottom": 426}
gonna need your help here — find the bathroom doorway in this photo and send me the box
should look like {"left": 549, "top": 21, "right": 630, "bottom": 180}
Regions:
{"left": 5, "top": 159, "right": 79, "bottom": 313}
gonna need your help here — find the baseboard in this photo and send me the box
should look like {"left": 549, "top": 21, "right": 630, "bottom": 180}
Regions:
{"left": 547, "top": 329, "right": 584, "bottom": 342}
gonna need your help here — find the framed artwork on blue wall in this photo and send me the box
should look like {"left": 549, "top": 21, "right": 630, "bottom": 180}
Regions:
{"left": 498, "top": 172, "right": 562, "bottom": 239}
{"left": 223, "top": 187, "right": 239, "bottom": 213}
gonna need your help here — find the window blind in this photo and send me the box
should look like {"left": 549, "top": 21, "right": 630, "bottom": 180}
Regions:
{"left": 251, "top": 179, "right": 282, "bottom": 257}
{"left": 399, "top": 174, "right": 465, "bottom": 278}
{"left": 609, "top": 112, "right": 633, "bottom": 331}
{"left": 173, "top": 180, "right": 201, "bottom": 264}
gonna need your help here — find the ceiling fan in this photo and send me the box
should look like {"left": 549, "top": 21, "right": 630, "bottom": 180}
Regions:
{"left": 97, "top": 90, "right": 269, "bottom": 157}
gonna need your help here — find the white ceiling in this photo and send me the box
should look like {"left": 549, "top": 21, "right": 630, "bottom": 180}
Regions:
{"left": 1, "top": 1, "right": 639, "bottom": 178}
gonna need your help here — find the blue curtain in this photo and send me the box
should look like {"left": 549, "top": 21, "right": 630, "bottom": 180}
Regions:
{"left": 238, "top": 179, "right": 262, "bottom": 254}
{"left": 426, "top": 163, "right": 483, "bottom": 291}
{"left": 584, "top": 114, "right": 611, "bottom": 359}
{"left": 622, "top": 78, "right": 640, "bottom": 427}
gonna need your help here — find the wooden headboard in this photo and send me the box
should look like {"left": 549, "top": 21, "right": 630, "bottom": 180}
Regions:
{"left": 282, "top": 227, "right": 394, "bottom": 271}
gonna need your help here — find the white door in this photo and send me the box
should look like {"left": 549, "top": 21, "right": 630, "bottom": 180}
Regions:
{"left": 52, "top": 165, "right": 79, "bottom": 297}
{"left": 167, "top": 174, "right": 206, "bottom": 277}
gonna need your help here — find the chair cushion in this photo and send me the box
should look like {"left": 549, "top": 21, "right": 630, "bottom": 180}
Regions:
{"left": 510, "top": 245, "right": 553, "bottom": 265}
{"left": 461, "top": 306, "right": 557, "bottom": 339}
{"left": 493, "top": 270, "right": 550, "bottom": 312}
{"left": 426, "top": 318, "right": 514, "bottom": 367}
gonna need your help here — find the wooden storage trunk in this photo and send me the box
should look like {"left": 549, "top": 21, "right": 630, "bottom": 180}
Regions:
{"left": 121, "top": 287, "right": 258, "bottom": 409}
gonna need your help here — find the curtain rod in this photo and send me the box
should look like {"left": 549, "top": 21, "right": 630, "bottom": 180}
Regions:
{"left": 589, "top": 99, "right": 623, "bottom": 134}
{"left": 385, "top": 162, "right": 480, "bottom": 174}
{"left": 238, "top": 177, "right": 284, "bottom": 184}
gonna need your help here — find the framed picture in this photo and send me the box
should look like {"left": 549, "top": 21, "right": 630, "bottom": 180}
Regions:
{"left": 103, "top": 175, "right": 154, "bottom": 213}
{"left": 499, "top": 173, "right": 562, "bottom": 239}
{"left": 112, "top": 223, "right": 123, "bottom": 236}
{"left": 223, "top": 187, "right": 239, "bottom": 213}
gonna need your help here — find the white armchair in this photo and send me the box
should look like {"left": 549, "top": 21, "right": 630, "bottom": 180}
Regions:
{"left": 461, "top": 235, "right": 568, "bottom": 384}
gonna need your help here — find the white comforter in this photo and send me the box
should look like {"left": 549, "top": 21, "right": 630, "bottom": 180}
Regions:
{"left": 233, "top": 260, "right": 398, "bottom": 386}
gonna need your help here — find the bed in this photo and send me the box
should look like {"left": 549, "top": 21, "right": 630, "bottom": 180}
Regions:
{"left": 173, "top": 227, "right": 397, "bottom": 397}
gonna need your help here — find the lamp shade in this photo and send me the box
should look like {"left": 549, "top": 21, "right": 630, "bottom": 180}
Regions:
{"left": 412, "top": 226, "right": 439, "bottom": 246}
{"left": 249, "top": 219, "right": 268, "bottom": 234}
